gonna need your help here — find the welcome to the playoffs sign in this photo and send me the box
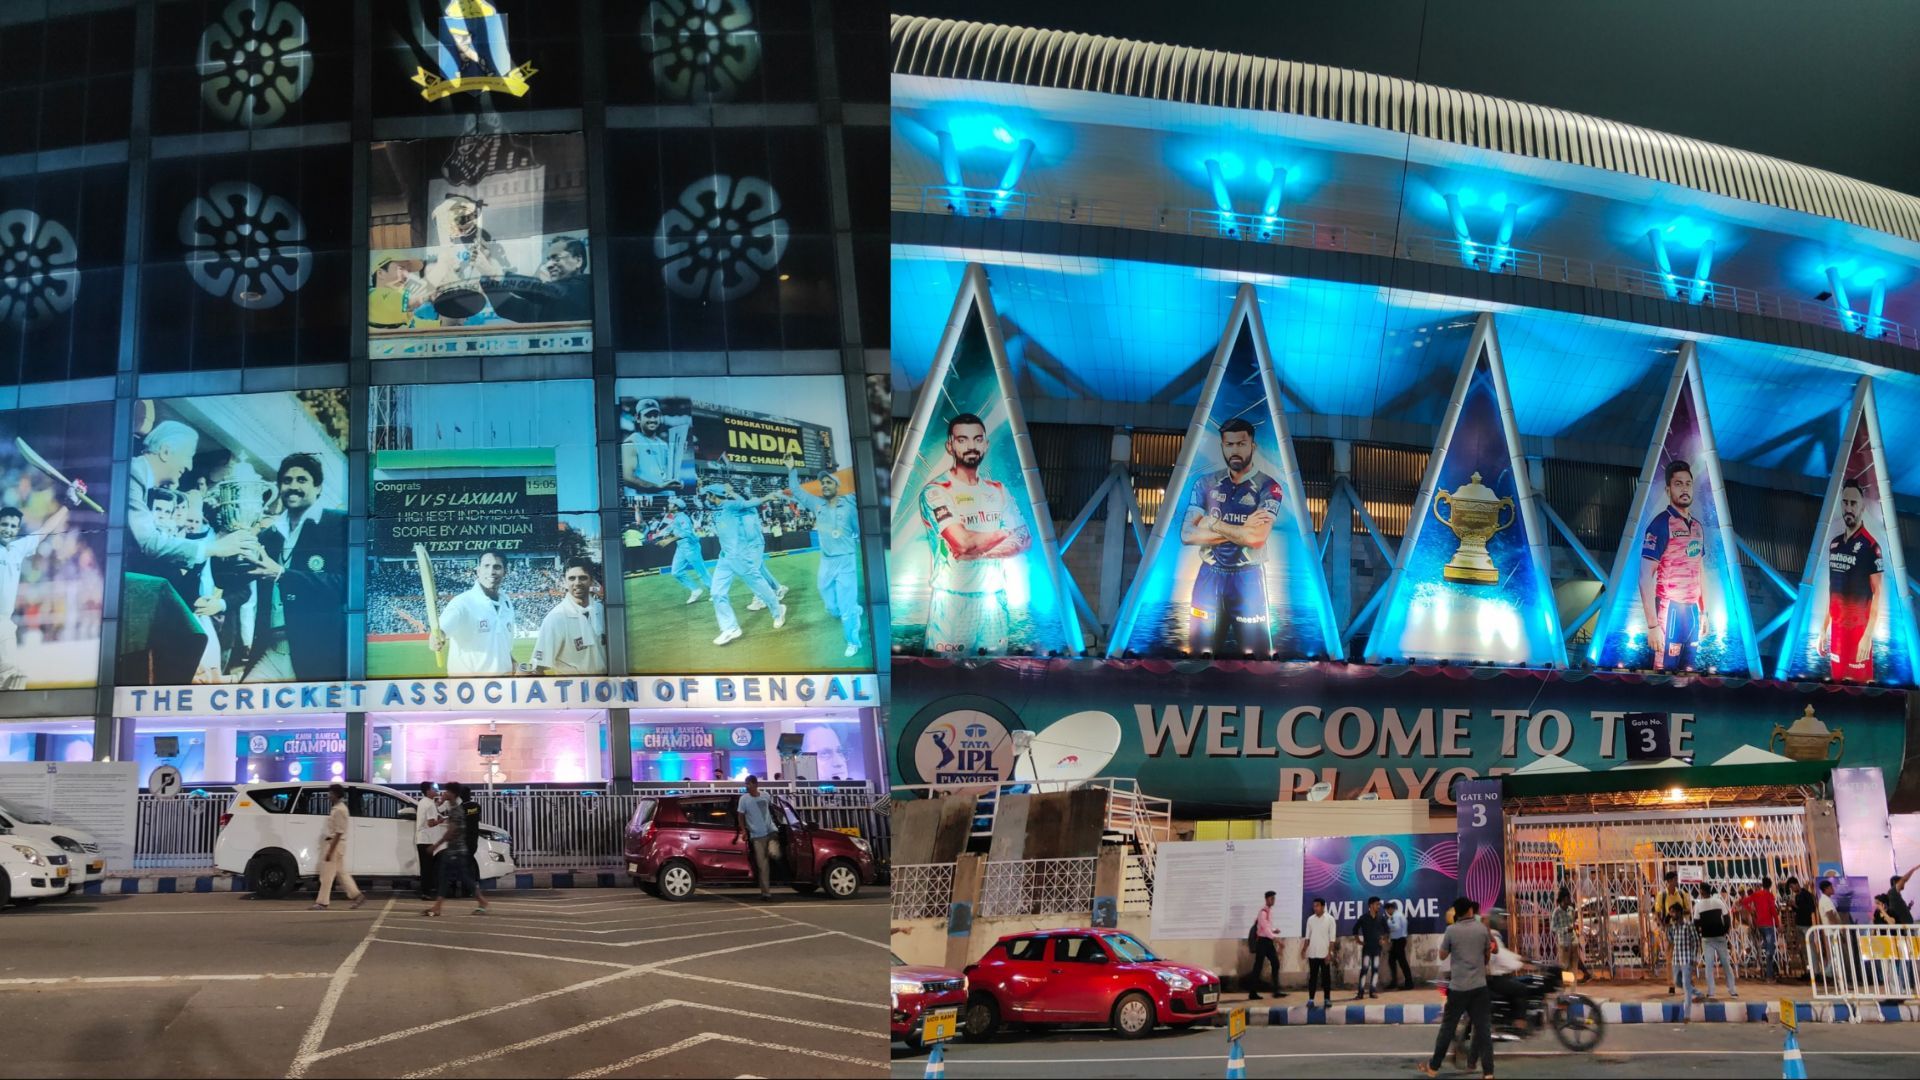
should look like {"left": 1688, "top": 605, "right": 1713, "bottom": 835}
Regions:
{"left": 118, "top": 673, "right": 878, "bottom": 718}
{"left": 892, "top": 658, "right": 1907, "bottom": 810}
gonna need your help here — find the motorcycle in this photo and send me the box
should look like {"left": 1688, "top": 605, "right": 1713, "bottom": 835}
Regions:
{"left": 1436, "top": 961, "right": 1605, "bottom": 1068}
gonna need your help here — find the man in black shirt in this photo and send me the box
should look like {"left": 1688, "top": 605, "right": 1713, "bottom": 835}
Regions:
{"left": 1352, "top": 897, "right": 1388, "bottom": 999}
{"left": 1787, "top": 876, "right": 1816, "bottom": 980}
{"left": 1886, "top": 864, "right": 1917, "bottom": 924}
{"left": 459, "top": 782, "right": 483, "bottom": 897}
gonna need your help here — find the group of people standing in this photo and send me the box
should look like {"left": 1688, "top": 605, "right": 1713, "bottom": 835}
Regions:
{"left": 1245, "top": 892, "right": 1416, "bottom": 1005}
{"left": 307, "top": 780, "right": 490, "bottom": 915}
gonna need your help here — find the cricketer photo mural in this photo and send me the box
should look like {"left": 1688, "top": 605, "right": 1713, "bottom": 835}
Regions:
{"left": 1775, "top": 379, "right": 1917, "bottom": 685}
{"left": 0, "top": 402, "right": 112, "bottom": 690}
{"left": 117, "top": 390, "right": 351, "bottom": 685}
{"left": 1108, "top": 286, "right": 1341, "bottom": 660}
{"left": 889, "top": 266, "right": 1081, "bottom": 657}
{"left": 1590, "top": 348, "right": 1760, "bottom": 675}
{"left": 617, "top": 375, "right": 871, "bottom": 674}
{"left": 1363, "top": 316, "right": 1565, "bottom": 667}
{"left": 367, "top": 380, "right": 605, "bottom": 679}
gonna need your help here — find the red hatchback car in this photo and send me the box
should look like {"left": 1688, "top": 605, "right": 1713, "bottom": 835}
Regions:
{"left": 963, "top": 928, "right": 1221, "bottom": 1039}
{"left": 891, "top": 953, "right": 968, "bottom": 1050}
{"left": 623, "top": 792, "right": 876, "bottom": 901}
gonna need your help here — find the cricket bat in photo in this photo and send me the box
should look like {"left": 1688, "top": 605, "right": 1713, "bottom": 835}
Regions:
{"left": 14, "top": 437, "right": 104, "bottom": 512}
{"left": 415, "top": 543, "right": 446, "bottom": 669}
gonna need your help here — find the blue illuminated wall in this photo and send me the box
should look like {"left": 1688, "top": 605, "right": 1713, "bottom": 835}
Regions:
{"left": 1108, "top": 286, "right": 1342, "bottom": 659}
{"left": 1364, "top": 319, "right": 1566, "bottom": 666}
{"left": 1775, "top": 380, "right": 1919, "bottom": 685}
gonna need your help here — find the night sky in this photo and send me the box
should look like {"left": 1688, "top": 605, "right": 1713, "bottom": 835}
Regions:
{"left": 891, "top": 0, "right": 1920, "bottom": 199}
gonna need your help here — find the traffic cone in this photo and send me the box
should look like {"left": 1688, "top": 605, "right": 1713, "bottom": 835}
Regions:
{"left": 1226, "top": 1036, "right": 1246, "bottom": 1079}
{"left": 924, "top": 1039, "right": 945, "bottom": 1080}
{"left": 1780, "top": 1028, "right": 1806, "bottom": 1080}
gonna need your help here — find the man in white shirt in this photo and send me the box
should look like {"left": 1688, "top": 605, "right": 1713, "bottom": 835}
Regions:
{"left": 0, "top": 491, "right": 77, "bottom": 690}
{"left": 1303, "top": 896, "right": 1338, "bottom": 1008}
{"left": 531, "top": 559, "right": 607, "bottom": 675}
{"left": 1695, "top": 885, "right": 1738, "bottom": 998}
{"left": 432, "top": 549, "right": 518, "bottom": 675}
{"left": 412, "top": 781, "right": 444, "bottom": 900}
{"left": 1485, "top": 910, "right": 1530, "bottom": 1031}
{"left": 311, "top": 784, "right": 366, "bottom": 911}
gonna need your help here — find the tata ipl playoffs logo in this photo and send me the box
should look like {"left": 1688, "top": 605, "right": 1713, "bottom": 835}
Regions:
{"left": 1360, "top": 842, "right": 1402, "bottom": 889}
{"left": 914, "top": 709, "right": 1013, "bottom": 785}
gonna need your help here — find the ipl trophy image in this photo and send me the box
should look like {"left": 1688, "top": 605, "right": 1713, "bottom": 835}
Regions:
{"left": 1433, "top": 471, "right": 1514, "bottom": 584}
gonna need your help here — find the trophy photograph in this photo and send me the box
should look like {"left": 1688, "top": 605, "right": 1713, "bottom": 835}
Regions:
{"left": 1433, "top": 471, "right": 1514, "bottom": 584}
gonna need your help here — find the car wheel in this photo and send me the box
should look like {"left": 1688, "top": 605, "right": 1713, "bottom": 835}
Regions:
{"left": 0, "top": 874, "right": 10, "bottom": 910}
{"left": 790, "top": 883, "right": 819, "bottom": 895}
{"left": 899, "top": 1029, "right": 923, "bottom": 1052}
{"left": 821, "top": 859, "right": 861, "bottom": 899}
{"left": 962, "top": 993, "right": 1001, "bottom": 1041}
{"left": 657, "top": 859, "right": 697, "bottom": 901}
{"left": 1111, "top": 991, "right": 1156, "bottom": 1038}
{"left": 247, "top": 850, "right": 299, "bottom": 899}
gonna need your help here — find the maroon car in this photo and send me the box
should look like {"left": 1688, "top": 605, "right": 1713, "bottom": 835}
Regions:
{"left": 962, "top": 928, "right": 1221, "bottom": 1039}
{"left": 623, "top": 793, "right": 875, "bottom": 901}
{"left": 892, "top": 953, "right": 968, "bottom": 1050}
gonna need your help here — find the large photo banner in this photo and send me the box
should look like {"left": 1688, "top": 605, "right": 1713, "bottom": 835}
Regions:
{"left": 1108, "top": 287, "right": 1341, "bottom": 661}
{"left": 1776, "top": 380, "right": 1918, "bottom": 685}
{"left": 891, "top": 657, "right": 1909, "bottom": 813}
{"left": 368, "top": 379, "right": 603, "bottom": 679}
{"left": 890, "top": 266, "right": 1080, "bottom": 657}
{"left": 368, "top": 133, "right": 592, "bottom": 358}
{"left": 0, "top": 402, "right": 112, "bottom": 689}
{"left": 117, "top": 390, "right": 349, "bottom": 685}
{"left": 1590, "top": 349, "right": 1760, "bottom": 675}
{"left": 1364, "top": 318, "right": 1565, "bottom": 666}
{"left": 1150, "top": 834, "right": 1461, "bottom": 940}
{"left": 616, "top": 375, "right": 871, "bottom": 674}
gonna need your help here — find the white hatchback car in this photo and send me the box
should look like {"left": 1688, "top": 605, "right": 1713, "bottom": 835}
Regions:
{"left": 214, "top": 782, "right": 516, "bottom": 898}
{"left": 1, "top": 830, "right": 74, "bottom": 907}
{"left": 0, "top": 796, "right": 106, "bottom": 891}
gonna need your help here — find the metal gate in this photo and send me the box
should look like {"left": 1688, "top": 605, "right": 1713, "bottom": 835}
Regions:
{"left": 1506, "top": 806, "right": 1810, "bottom": 982}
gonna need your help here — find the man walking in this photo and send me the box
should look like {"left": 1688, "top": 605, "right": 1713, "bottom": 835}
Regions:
{"left": 1738, "top": 877, "right": 1780, "bottom": 981}
{"left": 1303, "top": 897, "right": 1337, "bottom": 1009}
{"left": 458, "top": 782, "right": 484, "bottom": 897}
{"left": 1248, "top": 889, "right": 1285, "bottom": 1000}
{"left": 1352, "top": 896, "right": 1387, "bottom": 999}
{"left": 734, "top": 775, "right": 778, "bottom": 901}
{"left": 1667, "top": 902, "right": 1702, "bottom": 1014}
{"left": 413, "top": 781, "right": 441, "bottom": 900}
{"left": 1419, "top": 898, "right": 1493, "bottom": 1079}
{"left": 1385, "top": 899, "right": 1413, "bottom": 990}
{"left": 310, "top": 784, "right": 366, "bottom": 911}
{"left": 1552, "top": 887, "right": 1589, "bottom": 980}
{"left": 1655, "top": 870, "right": 1693, "bottom": 994}
{"left": 423, "top": 785, "right": 489, "bottom": 917}
{"left": 1695, "top": 884, "right": 1738, "bottom": 998}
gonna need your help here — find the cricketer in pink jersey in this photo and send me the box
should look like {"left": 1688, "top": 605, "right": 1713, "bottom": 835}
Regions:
{"left": 1639, "top": 459, "right": 1711, "bottom": 671}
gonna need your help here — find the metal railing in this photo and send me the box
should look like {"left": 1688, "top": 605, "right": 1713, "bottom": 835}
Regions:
{"left": 132, "top": 783, "right": 889, "bottom": 873}
{"left": 892, "top": 862, "right": 958, "bottom": 921}
{"left": 893, "top": 184, "right": 1920, "bottom": 353}
{"left": 1807, "top": 925, "right": 1920, "bottom": 1019}
{"left": 978, "top": 856, "right": 1098, "bottom": 918}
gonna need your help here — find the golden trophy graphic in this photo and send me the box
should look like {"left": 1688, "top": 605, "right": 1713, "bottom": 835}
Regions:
{"left": 1433, "top": 472, "right": 1515, "bottom": 584}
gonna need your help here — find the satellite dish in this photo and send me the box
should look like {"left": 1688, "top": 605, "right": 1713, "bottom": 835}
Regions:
{"left": 1010, "top": 730, "right": 1036, "bottom": 753}
{"left": 1306, "top": 781, "right": 1334, "bottom": 802}
{"left": 1356, "top": 791, "right": 1381, "bottom": 801}
{"left": 1010, "top": 710, "right": 1122, "bottom": 790}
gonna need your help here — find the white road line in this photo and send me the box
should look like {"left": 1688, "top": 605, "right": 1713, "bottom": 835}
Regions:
{"left": 0, "top": 972, "right": 333, "bottom": 987}
{"left": 382, "top": 921, "right": 777, "bottom": 949}
{"left": 906, "top": 1048, "right": 1920, "bottom": 1067}
{"left": 371, "top": 936, "right": 633, "bottom": 969}
{"left": 475, "top": 912, "right": 781, "bottom": 934}
{"left": 301, "top": 932, "right": 833, "bottom": 1065}
{"left": 650, "top": 967, "right": 887, "bottom": 1010}
{"left": 576, "top": 1032, "right": 886, "bottom": 1077}
{"left": 7, "top": 908, "right": 375, "bottom": 917}
{"left": 286, "top": 896, "right": 395, "bottom": 1079}
{"left": 715, "top": 892, "right": 890, "bottom": 949}
{"left": 403, "top": 999, "right": 880, "bottom": 1078}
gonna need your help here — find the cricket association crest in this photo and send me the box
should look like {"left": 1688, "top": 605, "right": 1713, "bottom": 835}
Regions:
{"left": 412, "top": 1, "right": 537, "bottom": 101}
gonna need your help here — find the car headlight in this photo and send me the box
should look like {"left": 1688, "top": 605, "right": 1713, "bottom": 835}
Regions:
{"left": 10, "top": 844, "right": 44, "bottom": 866}
{"left": 890, "top": 978, "right": 921, "bottom": 997}
{"left": 51, "top": 836, "right": 83, "bottom": 853}
{"left": 1154, "top": 970, "right": 1193, "bottom": 992}
{"left": 850, "top": 837, "right": 871, "bottom": 853}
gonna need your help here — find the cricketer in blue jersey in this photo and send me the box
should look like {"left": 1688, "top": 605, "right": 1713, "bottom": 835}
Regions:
{"left": 789, "top": 459, "right": 863, "bottom": 657}
{"left": 703, "top": 481, "right": 788, "bottom": 646}
{"left": 649, "top": 496, "right": 711, "bottom": 603}
{"left": 1178, "top": 418, "right": 1282, "bottom": 655}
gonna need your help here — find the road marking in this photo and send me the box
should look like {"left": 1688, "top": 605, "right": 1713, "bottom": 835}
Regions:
{"left": 301, "top": 932, "right": 833, "bottom": 1066}
{"left": 382, "top": 921, "right": 777, "bottom": 949}
{"left": 576, "top": 1032, "right": 885, "bottom": 1077}
{"left": 650, "top": 967, "right": 888, "bottom": 1010}
{"left": 372, "top": 936, "right": 633, "bottom": 969}
{"left": 4, "top": 908, "right": 377, "bottom": 917}
{"left": 902, "top": 1048, "right": 1920, "bottom": 1067}
{"left": 286, "top": 896, "right": 395, "bottom": 1079}
{"left": 715, "top": 892, "right": 889, "bottom": 949}
{"left": 0, "top": 972, "right": 333, "bottom": 987}
{"left": 403, "top": 999, "right": 881, "bottom": 1078}
{"left": 476, "top": 911, "right": 783, "bottom": 934}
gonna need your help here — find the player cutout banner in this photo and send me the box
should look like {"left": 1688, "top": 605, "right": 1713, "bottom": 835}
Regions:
{"left": 1774, "top": 379, "right": 1917, "bottom": 685}
{"left": 1107, "top": 283, "right": 1341, "bottom": 660}
{"left": 890, "top": 263, "right": 1082, "bottom": 656}
{"left": 1589, "top": 345, "right": 1760, "bottom": 675}
{"left": 1363, "top": 314, "right": 1565, "bottom": 667}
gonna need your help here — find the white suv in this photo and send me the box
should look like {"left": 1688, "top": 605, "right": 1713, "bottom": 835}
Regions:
{"left": 1, "top": 830, "right": 73, "bottom": 907}
{"left": 0, "top": 796, "right": 106, "bottom": 891}
{"left": 214, "top": 782, "right": 516, "bottom": 898}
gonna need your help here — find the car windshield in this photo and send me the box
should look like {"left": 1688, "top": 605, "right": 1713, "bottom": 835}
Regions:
{"left": 1104, "top": 933, "right": 1159, "bottom": 962}
{"left": 0, "top": 797, "right": 51, "bottom": 825}
{"left": 891, "top": 952, "right": 906, "bottom": 966}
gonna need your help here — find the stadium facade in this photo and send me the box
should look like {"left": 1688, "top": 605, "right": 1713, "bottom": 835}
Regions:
{"left": 887, "top": 15, "right": 1920, "bottom": 817}
{"left": 0, "top": 0, "right": 890, "bottom": 794}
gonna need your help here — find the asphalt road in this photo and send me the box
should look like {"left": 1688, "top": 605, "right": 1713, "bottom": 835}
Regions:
{"left": 892, "top": 1021, "right": 1920, "bottom": 1078}
{"left": 0, "top": 885, "right": 889, "bottom": 1078}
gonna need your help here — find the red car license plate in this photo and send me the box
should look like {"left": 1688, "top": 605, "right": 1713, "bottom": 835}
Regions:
{"left": 1199, "top": 986, "right": 1217, "bottom": 1003}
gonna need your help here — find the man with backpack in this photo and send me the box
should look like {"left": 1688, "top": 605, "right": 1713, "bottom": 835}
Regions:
{"left": 1694, "top": 884, "right": 1738, "bottom": 998}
